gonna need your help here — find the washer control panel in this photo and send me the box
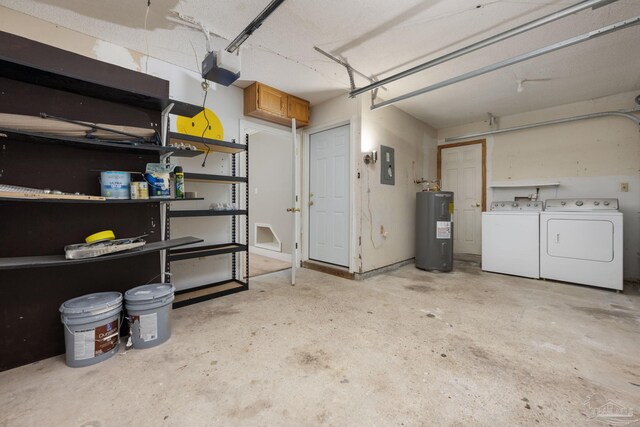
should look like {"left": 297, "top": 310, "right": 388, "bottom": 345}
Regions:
{"left": 545, "top": 198, "right": 618, "bottom": 211}
{"left": 490, "top": 201, "right": 544, "bottom": 211}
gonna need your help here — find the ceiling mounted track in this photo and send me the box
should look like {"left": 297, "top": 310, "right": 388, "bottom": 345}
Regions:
{"left": 225, "top": 0, "right": 286, "bottom": 53}
{"left": 349, "top": 0, "right": 620, "bottom": 98}
{"left": 313, "top": 46, "right": 387, "bottom": 93}
{"left": 444, "top": 108, "right": 640, "bottom": 143}
{"left": 371, "top": 16, "right": 640, "bottom": 110}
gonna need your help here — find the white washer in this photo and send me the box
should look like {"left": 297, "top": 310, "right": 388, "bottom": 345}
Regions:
{"left": 540, "top": 198, "right": 623, "bottom": 291}
{"left": 482, "top": 201, "right": 543, "bottom": 279}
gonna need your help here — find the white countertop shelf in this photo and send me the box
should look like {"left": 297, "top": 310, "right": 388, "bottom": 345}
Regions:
{"left": 490, "top": 182, "right": 560, "bottom": 188}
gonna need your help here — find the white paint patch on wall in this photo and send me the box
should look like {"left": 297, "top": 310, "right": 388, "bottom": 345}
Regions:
{"left": 491, "top": 117, "right": 638, "bottom": 180}
{"left": 0, "top": 6, "right": 97, "bottom": 59}
{"left": 92, "top": 39, "right": 140, "bottom": 71}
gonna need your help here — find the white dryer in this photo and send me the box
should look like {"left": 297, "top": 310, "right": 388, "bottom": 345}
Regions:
{"left": 482, "top": 201, "right": 543, "bottom": 279}
{"left": 540, "top": 198, "right": 623, "bottom": 291}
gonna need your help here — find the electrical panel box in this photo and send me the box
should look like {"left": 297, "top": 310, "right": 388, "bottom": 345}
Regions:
{"left": 380, "top": 145, "right": 395, "bottom": 185}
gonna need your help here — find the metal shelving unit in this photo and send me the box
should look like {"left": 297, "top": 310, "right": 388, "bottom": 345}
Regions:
{"left": 0, "top": 236, "right": 202, "bottom": 270}
{"left": 184, "top": 173, "right": 248, "bottom": 184}
{"left": 167, "top": 133, "right": 249, "bottom": 308}
{"left": 0, "top": 128, "right": 201, "bottom": 158}
{"left": 0, "top": 33, "right": 207, "bottom": 370}
{"left": 0, "top": 196, "right": 204, "bottom": 204}
{"left": 0, "top": 56, "right": 202, "bottom": 117}
{"left": 169, "top": 209, "right": 247, "bottom": 218}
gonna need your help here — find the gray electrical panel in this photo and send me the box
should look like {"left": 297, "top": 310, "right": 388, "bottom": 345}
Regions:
{"left": 380, "top": 145, "right": 395, "bottom": 185}
{"left": 415, "top": 191, "right": 454, "bottom": 272}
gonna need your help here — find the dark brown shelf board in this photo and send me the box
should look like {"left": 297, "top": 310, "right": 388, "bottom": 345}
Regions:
{"left": 0, "top": 56, "right": 202, "bottom": 117}
{"left": 0, "top": 128, "right": 201, "bottom": 158}
{"left": 168, "top": 132, "right": 247, "bottom": 154}
{"left": 184, "top": 173, "right": 247, "bottom": 184}
{"left": 0, "top": 236, "right": 203, "bottom": 270}
{"left": 173, "top": 279, "right": 248, "bottom": 308}
{"left": 169, "top": 209, "right": 247, "bottom": 218}
{"left": 169, "top": 243, "right": 248, "bottom": 261}
{"left": 0, "top": 196, "right": 204, "bottom": 204}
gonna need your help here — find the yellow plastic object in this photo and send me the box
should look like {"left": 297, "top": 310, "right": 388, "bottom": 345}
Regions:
{"left": 176, "top": 107, "right": 224, "bottom": 140}
{"left": 85, "top": 230, "right": 115, "bottom": 243}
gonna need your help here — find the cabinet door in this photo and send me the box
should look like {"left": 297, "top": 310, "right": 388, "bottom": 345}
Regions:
{"left": 257, "top": 83, "right": 287, "bottom": 117}
{"left": 288, "top": 96, "right": 310, "bottom": 123}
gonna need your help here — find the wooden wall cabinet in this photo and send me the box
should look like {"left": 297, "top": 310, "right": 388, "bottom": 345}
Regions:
{"left": 244, "top": 82, "right": 310, "bottom": 127}
{"left": 288, "top": 95, "right": 310, "bottom": 124}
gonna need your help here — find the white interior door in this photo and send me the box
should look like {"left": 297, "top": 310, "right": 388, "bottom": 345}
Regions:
{"left": 441, "top": 143, "right": 483, "bottom": 255}
{"left": 309, "top": 125, "right": 350, "bottom": 267}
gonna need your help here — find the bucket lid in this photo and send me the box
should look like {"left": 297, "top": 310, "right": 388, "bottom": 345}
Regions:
{"left": 125, "top": 283, "right": 175, "bottom": 302}
{"left": 60, "top": 292, "right": 123, "bottom": 314}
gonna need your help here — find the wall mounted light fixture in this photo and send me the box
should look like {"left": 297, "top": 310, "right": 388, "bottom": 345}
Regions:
{"left": 363, "top": 150, "right": 378, "bottom": 165}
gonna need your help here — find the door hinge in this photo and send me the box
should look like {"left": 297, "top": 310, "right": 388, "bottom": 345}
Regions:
{"left": 359, "top": 236, "right": 361, "bottom": 246}
{"left": 296, "top": 243, "right": 298, "bottom": 249}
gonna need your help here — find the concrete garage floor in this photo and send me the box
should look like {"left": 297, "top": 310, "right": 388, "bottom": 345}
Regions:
{"left": 1, "top": 261, "right": 639, "bottom": 426}
{"left": 249, "top": 253, "right": 291, "bottom": 278}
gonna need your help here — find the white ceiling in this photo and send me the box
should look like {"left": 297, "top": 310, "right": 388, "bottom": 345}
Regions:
{"left": 1, "top": 0, "right": 639, "bottom": 128}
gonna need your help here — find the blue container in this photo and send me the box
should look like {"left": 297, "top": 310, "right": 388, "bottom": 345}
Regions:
{"left": 144, "top": 172, "right": 170, "bottom": 198}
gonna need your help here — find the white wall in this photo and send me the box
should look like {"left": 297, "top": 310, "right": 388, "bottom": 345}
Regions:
{"left": 360, "top": 104, "right": 437, "bottom": 273}
{"left": 437, "top": 91, "right": 640, "bottom": 280}
{"left": 0, "top": 8, "right": 246, "bottom": 289}
{"left": 249, "top": 131, "right": 293, "bottom": 255}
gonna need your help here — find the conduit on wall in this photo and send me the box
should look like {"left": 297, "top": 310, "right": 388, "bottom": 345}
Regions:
{"left": 444, "top": 109, "right": 640, "bottom": 143}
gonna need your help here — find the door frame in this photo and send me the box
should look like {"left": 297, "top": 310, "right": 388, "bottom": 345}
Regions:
{"left": 302, "top": 119, "right": 356, "bottom": 273}
{"left": 437, "top": 139, "right": 487, "bottom": 212}
{"left": 239, "top": 118, "right": 301, "bottom": 274}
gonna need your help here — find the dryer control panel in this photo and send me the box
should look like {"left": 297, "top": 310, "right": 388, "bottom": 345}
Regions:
{"left": 490, "top": 201, "right": 544, "bottom": 211}
{"left": 545, "top": 198, "right": 618, "bottom": 211}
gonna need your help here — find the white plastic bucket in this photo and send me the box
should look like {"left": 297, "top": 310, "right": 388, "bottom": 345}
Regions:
{"left": 59, "top": 292, "right": 123, "bottom": 368}
{"left": 100, "top": 171, "right": 131, "bottom": 199}
{"left": 125, "top": 283, "right": 175, "bottom": 349}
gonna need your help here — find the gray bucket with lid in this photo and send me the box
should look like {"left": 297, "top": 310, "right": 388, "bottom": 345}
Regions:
{"left": 125, "top": 283, "right": 175, "bottom": 349}
{"left": 60, "top": 292, "right": 123, "bottom": 368}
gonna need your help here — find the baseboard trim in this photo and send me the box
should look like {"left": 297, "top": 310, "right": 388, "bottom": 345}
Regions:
{"left": 355, "top": 259, "right": 415, "bottom": 280}
{"left": 302, "top": 260, "right": 355, "bottom": 280}
{"left": 249, "top": 246, "right": 292, "bottom": 263}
